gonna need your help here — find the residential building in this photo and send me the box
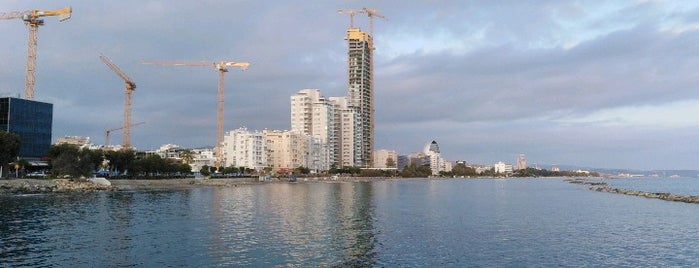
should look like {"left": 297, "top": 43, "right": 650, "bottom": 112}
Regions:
{"left": 423, "top": 140, "right": 451, "bottom": 175}
{"left": 515, "top": 154, "right": 527, "bottom": 170}
{"left": 291, "top": 89, "right": 336, "bottom": 168}
{"left": 345, "top": 28, "right": 374, "bottom": 168}
{"left": 494, "top": 161, "right": 513, "bottom": 174}
{"left": 55, "top": 136, "right": 90, "bottom": 148}
{"left": 223, "top": 128, "right": 267, "bottom": 171}
{"left": 330, "top": 97, "right": 359, "bottom": 168}
{"left": 373, "top": 149, "right": 398, "bottom": 169}
{"left": 191, "top": 148, "right": 215, "bottom": 173}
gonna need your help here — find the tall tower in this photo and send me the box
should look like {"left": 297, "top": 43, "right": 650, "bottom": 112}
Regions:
{"left": 345, "top": 28, "right": 374, "bottom": 168}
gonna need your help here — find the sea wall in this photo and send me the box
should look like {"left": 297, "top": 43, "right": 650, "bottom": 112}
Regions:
{"left": 0, "top": 179, "right": 115, "bottom": 194}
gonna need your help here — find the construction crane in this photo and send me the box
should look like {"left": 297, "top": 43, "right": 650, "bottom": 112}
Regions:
{"left": 337, "top": 9, "right": 358, "bottom": 28}
{"left": 142, "top": 60, "right": 250, "bottom": 169}
{"left": 105, "top": 122, "right": 145, "bottom": 149}
{"left": 99, "top": 53, "right": 137, "bottom": 150}
{"left": 0, "top": 7, "right": 72, "bottom": 100}
{"left": 359, "top": 8, "right": 387, "bottom": 37}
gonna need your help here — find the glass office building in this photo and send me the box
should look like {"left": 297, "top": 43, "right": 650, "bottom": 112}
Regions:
{"left": 0, "top": 97, "right": 53, "bottom": 158}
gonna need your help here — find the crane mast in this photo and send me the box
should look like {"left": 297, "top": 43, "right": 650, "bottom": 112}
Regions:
{"left": 142, "top": 60, "right": 250, "bottom": 170}
{"left": 1, "top": 7, "right": 72, "bottom": 100}
{"left": 99, "top": 53, "right": 137, "bottom": 150}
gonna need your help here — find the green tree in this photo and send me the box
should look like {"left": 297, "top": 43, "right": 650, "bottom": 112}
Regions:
{"left": 200, "top": 165, "right": 213, "bottom": 176}
{"left": 49, "top": 144, "right": 103, "bottom": 178}
{"left": 294, "top": 166, "right": 310, "bottom": 175}
{"left": 400, "top": 163, "right": 432, "bottom": 178}
{"left": 451, "top": 163, "right": 477, "bottom": 177}
{"left": 180, "top": 149, "right": 194, "bottom": 165}
{"left": 0, "top": 131, "right": 21, "bottom": 178}
{"left": 385, "top": 157, "right": 396, "bottom": 168}
{"left": 105, "top": 149, "right": 136, "bottom": 176}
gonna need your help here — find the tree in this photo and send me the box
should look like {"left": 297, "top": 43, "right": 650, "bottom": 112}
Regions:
{"left": 104, "top": 149, "right": 136, "bottom": 176}
{"left": 49, "top": 144, "right": 103, "bottom": 178}
{"left": 200, "top": 165, "right": 213, "bottom": 176}
{"left": 451, "top": 163, "right": 477, "bottom": 177}
{"left": 294, "top": 166, "right": 310, "bottom": 175}
{"left": 0, "top": 131, "right": 21, "bottom": 178}
{"left": 385, "top": 157, "right": 396, "bottom": 168}
{"left": 180, "top": 149, "right": 194, "bottom": 165}
{"left": 400, "top": 163, "right": 432, "bottom": 178}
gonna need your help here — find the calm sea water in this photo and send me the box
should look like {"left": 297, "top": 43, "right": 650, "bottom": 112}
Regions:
{"left": 1, "top": 178, "right": 698, "bottom": 267}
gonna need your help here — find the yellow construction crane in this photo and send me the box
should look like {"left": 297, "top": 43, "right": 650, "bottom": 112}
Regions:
{"left": 99, "top": 53, "right": 137, "bottom": 150}
{"left": 359, "top": 8, "right": 387, "bottom": 37}
{"left": 337, "top": 9, "right": 358, "bottom": 28}
{"left": 0, "top": 7, "right": 72, "bottom": 100}
{"left": 141, "top": 60, "right": 250, "bottom": 169}
{"left": 105, "top": 122, "right": 145, "bottom": 149}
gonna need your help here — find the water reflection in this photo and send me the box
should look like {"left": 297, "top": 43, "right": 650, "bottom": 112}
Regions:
{"left": 206, "top": 182, "right": 378, "bottom": 266}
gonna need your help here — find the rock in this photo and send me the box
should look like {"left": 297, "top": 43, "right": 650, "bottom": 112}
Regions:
{"left": 88, "top": 177, "right": 112, "bottom": 186}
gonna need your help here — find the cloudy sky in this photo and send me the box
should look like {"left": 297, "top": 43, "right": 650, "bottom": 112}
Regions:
{"left": 2, "top": 1, "right": 698, "bottom": 170}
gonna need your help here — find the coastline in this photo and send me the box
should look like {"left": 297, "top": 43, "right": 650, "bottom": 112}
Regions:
{"left": 0, "top": 176, "right": 390, "bottom": 194}
{"left": 4, "top": 177, "right": 698, "bottom": 205}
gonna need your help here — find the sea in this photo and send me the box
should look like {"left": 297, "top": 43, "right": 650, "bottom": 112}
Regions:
{"left": 1, "top": 177, "right": 698, "bottom": 267}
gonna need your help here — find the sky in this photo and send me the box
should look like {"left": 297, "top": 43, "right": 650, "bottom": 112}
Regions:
{"left": 1, "top": 0, "right": 699, "bottom": 170}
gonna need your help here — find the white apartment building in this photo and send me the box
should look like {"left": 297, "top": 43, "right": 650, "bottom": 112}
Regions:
{"left": 190, "top": 148, "right": 215, "bottom": 173}
{"left": 424, "top": 141, "right": 452, "bottom": 176}
{"left": 374, "top": 149, "right": 398, "bottom": 168}
{"left": 494, "top": 161, "right": 513, "bottom": 174}
{"left": 330, "top": 96, "right": 361, "bottom": 168}
{"left": 265, "top": 130, "right": 327, "bottom": 172}
{"left": 223, "top": 128, "right": 267, "bottom": 171}
{"left": 291, "top": 89, "right": 336, "bottom": 168}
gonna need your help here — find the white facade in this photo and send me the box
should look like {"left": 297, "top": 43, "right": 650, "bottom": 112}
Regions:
{"left": 494, "top": 161, "right": 513, "bottom": 174}
{"left": 291, "top": 89, "right": 336, "bottom": 169}
{"left": 191, "top": 148, "right": 215, "bottom": 173}
{"left": 330, "top": 96, "right": 360, "bottom": 168}
{"left": 424, "top": 141, "right": 451, "bottom": 176}
{"left": 265, "top": 130, "right": 328, "bottom": 172}
{"left": 223, "top": 128, "right": 267, "bottom": 171}
{"left": 290, "top": 89, "right": 320, "bottom": 134}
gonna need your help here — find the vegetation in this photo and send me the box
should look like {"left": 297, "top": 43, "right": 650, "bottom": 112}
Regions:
{"left": 400, "top": 163, "right": 432, "bottom": 178}
{"left": 131, "top": 154, "right": 191, "bottom": 178}
{"left": 49, "top": 144, "right": 104, "bottom": 178}
{"left": 385, "top": 157, "right": 396, "bottom": 168}
{"left": 0, "top": 131, "right": 21, "bottom": 176}
{"left": 440, "top": 163, "right": 478, "bottom": 177}
{"left": 104, "top": 149, "right": 136, "bottom": 176}
{"left": 329, "top": 166, "right": 361, "bottom": 175}
{"left": 513, "top": 168, "right": 600, "bottom": 178}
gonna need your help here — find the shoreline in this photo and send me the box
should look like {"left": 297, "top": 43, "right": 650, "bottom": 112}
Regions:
{"left": 0, "top": 177, "right": 392, "bottom": 194}
{"left": 4, "top": 177, "right": 697, "bottom": 204}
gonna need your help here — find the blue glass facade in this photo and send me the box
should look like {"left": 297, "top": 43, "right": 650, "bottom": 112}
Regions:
{"left": 0, "top": 97, "right": 53, "bottom": 158}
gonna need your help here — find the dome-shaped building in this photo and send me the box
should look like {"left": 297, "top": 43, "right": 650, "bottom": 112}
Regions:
{"left": 424, "top": 140, "right": 440, "bottom": 155}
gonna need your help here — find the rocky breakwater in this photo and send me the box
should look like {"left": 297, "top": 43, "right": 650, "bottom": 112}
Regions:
{"left": 592, "top": 186, "right": 699, "bottom": 204}
{"left": 565, "top": 178, "right": 699, "bottom": 204}
{"left": 0, "top": 179, "right": 116, "bottom": 194}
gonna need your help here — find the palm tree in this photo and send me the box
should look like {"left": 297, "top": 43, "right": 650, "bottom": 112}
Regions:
{"left": 180, "top": 149, "right": 194, "bottom": 165}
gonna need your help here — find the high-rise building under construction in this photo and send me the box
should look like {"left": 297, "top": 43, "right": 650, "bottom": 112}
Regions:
{"left": 345, "top": 28, "right": 374, "bottom": 167}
